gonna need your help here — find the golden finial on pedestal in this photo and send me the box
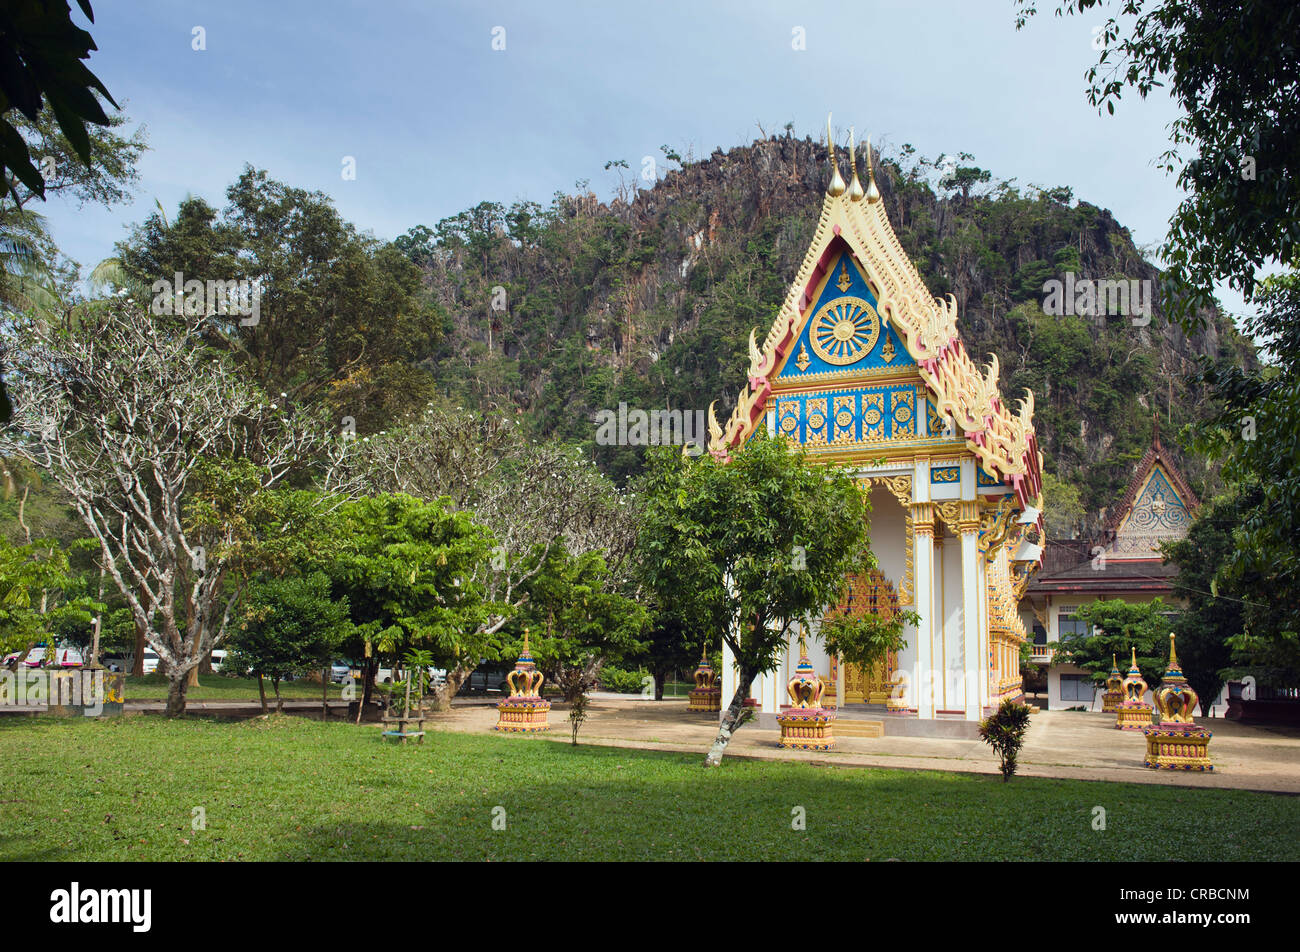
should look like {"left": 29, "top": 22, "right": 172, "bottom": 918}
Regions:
{"left": 1115, "top": 645, "right": 1152, "bottom": 730}
{"left": 776, "top": 626, "right": 836, "bottom": 750}
{"left": 1101, "top": 653, "right": 1124, "bottom": 713}
{"left": 688, "top": 642, "right": 721, "bottom": 713}
{"left": 493, "top": 626, "right": 550, "bottom": 733}
{"left": 1144, "top": 633, "right": 1213, "bottom": 770}
{"left": 826, "top": 114, "right": 846, "bottom": 197}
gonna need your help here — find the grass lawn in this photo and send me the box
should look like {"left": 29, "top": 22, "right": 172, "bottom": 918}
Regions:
{"left": 123, "top": 673, "right": 345, "bottom": 701}
{"left": 1, "top": 714, "right": 1297, "bottom": 862}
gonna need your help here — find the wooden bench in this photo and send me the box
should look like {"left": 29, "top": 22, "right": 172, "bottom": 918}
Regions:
{"left": 381, "top": 715, "right": 426, "bottom": 744}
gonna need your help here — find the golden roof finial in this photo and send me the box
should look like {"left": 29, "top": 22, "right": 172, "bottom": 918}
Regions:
{"left": 826, "top": 114, "right": 846, "bottom": 197}
{"left": 522, "top": 626, "right": 531, "bottom": 657}
{"left": 847, "top": 126, "right": 865, "bottom": 201}
{"left": 864, "top": 134, "right": 881, "bottom": 204}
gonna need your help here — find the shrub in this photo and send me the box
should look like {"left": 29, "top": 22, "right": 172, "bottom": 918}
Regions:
{"left": 978, "top": 699, "right": 1033, "bottom": 782}
{"left": 599, "top": 665, "right": 650, "bottom": 694}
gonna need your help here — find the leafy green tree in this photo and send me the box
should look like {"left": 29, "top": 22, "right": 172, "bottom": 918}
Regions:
{"left": 113, "top": 168, "right": 441, "bottom": 429}
{"left": 0, "top": 534, "right": 98, "bottom": 658}
{"left": 0, "top": 1, "right": 118, "bottom": 204}
{"left": 1163, "top": 492, "right": 1257, "bottom": 714}
{"left": 323, "top": 493, "right": 500, "bottom": 712}
{"left": 638, "top": 433, "right": 883, "bottom": 766}
{"left": 638, "top": 609, "right": 708, "bottom": 701}
{"left": 1015, "top": 0, "right": 1300, "bottom": 319}
{"left": 1055, "top": 598, "right": 1174, "bottom": 689}
{"left": 510, "top": 544, "right": 648, "bottom": 702}
{"left": 1039, "top": 471, "right": 1084, "bottom": 540}
{"left": 1192, "top": 270, "right": 1300, "bottom": 647}
{"left": 225, "top": 572, "right": 351, "bottom": 713}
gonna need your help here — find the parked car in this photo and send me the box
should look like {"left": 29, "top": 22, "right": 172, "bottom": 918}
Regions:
{"left": 328, "top": 661, "right": 352, "bottom": 684}
{"left": 377, "top": 665, "right": 446, "bottom": 686}
{"left": 141, "top": 648, "right": 159, "bottom": 674}
{"left": 2, "top": 644, "right": 84, "bottom": 668}
{"left": 209, "top": 649, "right": 228, "bottom": 673}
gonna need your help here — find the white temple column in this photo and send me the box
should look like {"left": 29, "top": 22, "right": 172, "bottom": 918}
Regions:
{"left": 960, "top": 500, "right": 983, "bottom": 721}
{"left": 912, "top": 501, "right": 936, "bottom": 718}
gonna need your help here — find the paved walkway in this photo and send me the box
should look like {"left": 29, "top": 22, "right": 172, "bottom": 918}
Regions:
{"left": 427, "top": 695, "right": 1300, "bottom": 794}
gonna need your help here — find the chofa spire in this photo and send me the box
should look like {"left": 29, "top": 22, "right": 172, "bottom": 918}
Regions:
{"left": 847, "top": 127, "right": 865, "bottom": 201}
{"left": 825, "top": 114, "right": 846, "bottom": 197}
{"left": 864, "top": 133, "right": 881, "bottom": 203}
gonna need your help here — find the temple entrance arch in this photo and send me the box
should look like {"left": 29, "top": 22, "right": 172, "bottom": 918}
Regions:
{"left": 832, "top": 568, "right": 900, "bottom": 705}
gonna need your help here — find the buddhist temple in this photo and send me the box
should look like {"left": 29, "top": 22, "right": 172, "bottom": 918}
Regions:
{"left": 1022, "top": 427, "right": 1199, "bottom": 710}
{"left": 710, "top": 119, "right": 1045, "bottom": 730}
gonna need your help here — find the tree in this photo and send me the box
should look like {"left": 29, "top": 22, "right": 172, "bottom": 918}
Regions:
{"left": 1192, "top": 271, "right": 1300, "bottom": 645}
{"left": 225, "top": 572, "right": 350, "bottom": 713}
{"left": 327, "top": 404, "right": 640, "bottom": 703}
{"left": 1163, "top": 492, "right": 1256, "bottom": 714}
{"left": 1015, "top": 1, "right": 1300, "bottom": 320}
{"left": 511, "top": 544, "right": 648, "bottom": 703}
{"left": 639, "top": 609, "right": 707, "bottom": 701}
{"left": 0, "top": 305, "right": 336, "bottom": 715}
{"left": 0, "top": 1, "right": 118, "bottom": 205}
{"left": 1055, "top": 598, "right": 1173, "bottom": 689}
{"left": 638, "top": 433, "right": 882, "bottom": 767}
{"left": 0, "top": 534, "right": 98, "bottom": 658}
{"left": 322, "top": 493, "right": 500, "bottom": 713}
{"left": 1039, "top": 471, "right": 1084, "bottom": 540}
{"left": 112, "top": 168, "right": 440, "bottom": 429}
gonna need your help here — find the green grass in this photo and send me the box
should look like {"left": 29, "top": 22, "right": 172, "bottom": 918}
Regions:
{"left": 1, "top": 714, "right": 1296, "bottom": 862}
{"left": 123, "top": 673, "right": 345, "bottom": 701}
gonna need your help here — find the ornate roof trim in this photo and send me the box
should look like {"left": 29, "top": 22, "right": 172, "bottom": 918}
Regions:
{"left": 707, "top": 143, "right": 1044, "bottom": 513}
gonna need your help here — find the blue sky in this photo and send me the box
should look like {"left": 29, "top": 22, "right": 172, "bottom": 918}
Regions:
{"left": 43, "top": 0, "right": 1244, "bottom": 314}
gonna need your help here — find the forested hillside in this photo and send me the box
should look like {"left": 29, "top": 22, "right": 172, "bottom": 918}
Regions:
{"left": 396, "top": 133, "right": 1254, "bottom": 525}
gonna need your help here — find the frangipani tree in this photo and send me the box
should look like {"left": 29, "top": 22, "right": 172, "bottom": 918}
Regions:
{"left": 0, "top": 305, "right": 337, "bottom": 715}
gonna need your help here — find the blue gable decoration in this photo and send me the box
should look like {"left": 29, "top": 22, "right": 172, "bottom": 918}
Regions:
{"left": 774, "top": 383, "right": 921, "bottom": 447}
{"left": 777, "top": 252, "right": 914, "bottom": 380}
{"left": 1122, "top": 467, "right": 1191, "bottom": 535}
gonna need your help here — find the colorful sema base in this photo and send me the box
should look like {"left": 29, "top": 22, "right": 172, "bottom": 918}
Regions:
{"left": 711, "top": 117, "right": 1044, "bottom": 724}
{"left": 1101, "top": 655, "right": 1124, "bottom": 714}
{"left": 494, "top": 629, "right": 550, "bottom": 733}
{"left": 1143, "top": 633, "right": 1212, "bottom": 771}
{"left": 1115, "top": 646, "right": 1154, "bottom": 730}
{"left": 776, "top": 638, "right": 836, "bottom": 750}
{"left": 687, "top": 649, "right": 722, "bottom": 713}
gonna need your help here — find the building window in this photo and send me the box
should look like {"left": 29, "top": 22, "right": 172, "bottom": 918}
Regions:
{"left": 1058, "top": 613, "right": 1088, "bottom": 638}
{"left": 1032, "top": 624, "right": 1047, "bottom": 646}
{"left": 1060, "top": 674, "right": 1095, "bottom": 702}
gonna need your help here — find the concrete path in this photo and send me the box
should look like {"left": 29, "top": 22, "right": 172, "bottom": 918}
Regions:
{"left": 426, "top": 695, "right": 1300, "bottom": 794}
{"left": 125, "top": 699, "right": 351, "bottom": 714}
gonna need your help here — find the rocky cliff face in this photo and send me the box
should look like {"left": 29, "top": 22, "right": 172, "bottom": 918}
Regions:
{"left": 412, "top": 134, "right": 1253, "bottom": 513}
